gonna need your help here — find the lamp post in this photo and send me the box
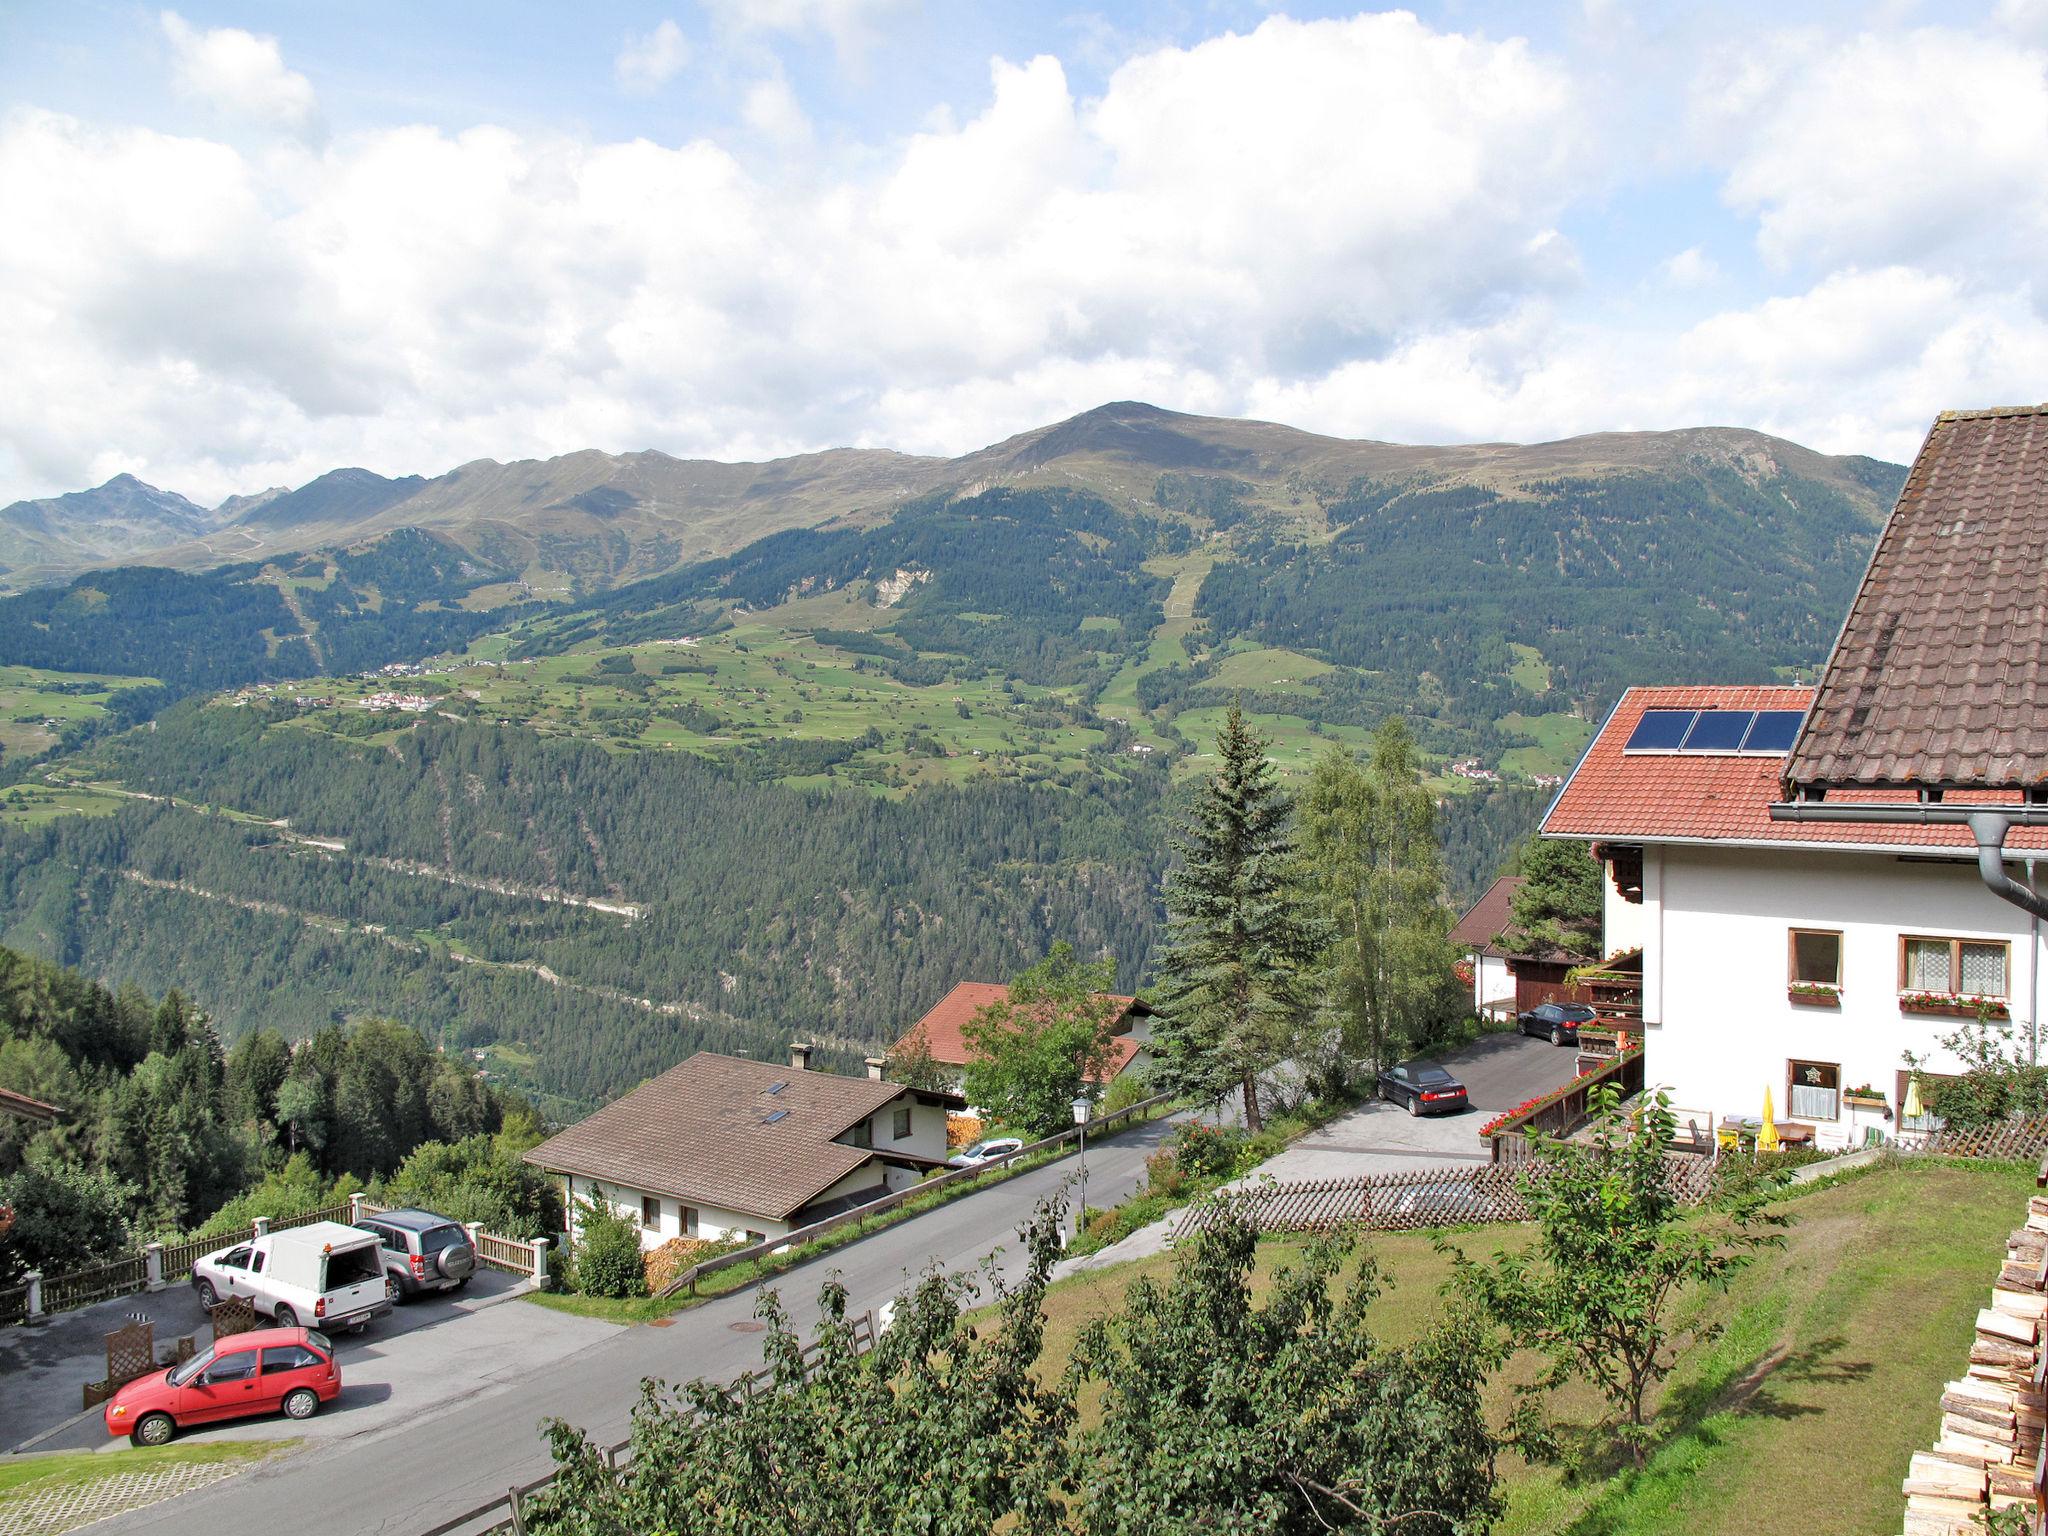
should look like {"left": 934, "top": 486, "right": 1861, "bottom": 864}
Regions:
{"left": 1071, "top": 1094, "right": 1093, "bottom": 1243}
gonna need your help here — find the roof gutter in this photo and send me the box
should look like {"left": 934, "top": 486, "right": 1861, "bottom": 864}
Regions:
{"left": 1768, "top": 800, "right": 2048, "bottom": 922}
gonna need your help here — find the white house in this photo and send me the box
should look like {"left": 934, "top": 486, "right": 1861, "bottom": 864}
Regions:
{"left": 1542, "top": 683, "right": 2040, "bottom": 1148}
{"left": 524, "top": 1045, "right": 961, "bottom": 1248}
{"left": 1449, "top": 875, "right": 1525, "bottom": 1021}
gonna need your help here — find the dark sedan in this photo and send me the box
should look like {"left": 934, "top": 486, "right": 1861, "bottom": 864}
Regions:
{"left": 1375, "top": 1060, "right": 1470, "bottom": 1117}
{"left": 1518, "top": 1001, "right": 1597, "bottom": 1045}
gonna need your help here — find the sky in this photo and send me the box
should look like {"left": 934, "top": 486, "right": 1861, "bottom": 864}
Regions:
{"left": 1, "top": 0, "right": 2046, "bottom": 506}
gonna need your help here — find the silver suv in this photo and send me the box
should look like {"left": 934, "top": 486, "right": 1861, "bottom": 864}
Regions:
{"left": 355, "top": 1208, "right": 478, "bottom": 1302}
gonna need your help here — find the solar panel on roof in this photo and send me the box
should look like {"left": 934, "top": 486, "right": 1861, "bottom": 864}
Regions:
{"left": 1625, "top": 710, "right": 1696, "bottom": 750}
{"left": 1742, "top": 711, "right": 1804, "bottom": 753}
{"left": 1681, "top": 710, "right": 1753, "bottom": 751}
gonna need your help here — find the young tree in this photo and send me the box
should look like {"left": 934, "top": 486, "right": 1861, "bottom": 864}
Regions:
{"left": 1151, "top": 703, "right": 1321, "bottom": 1132}
{"left": 1447, "top": 1086, "right": 1784, "bottom": 1465}
{"left": 1502, "top": 838, "right": 1604, "bottom": 959}
{"left": 1299, "top": 721, "right": 1464, "bottom": 1076}
{"left": 1907, "top": 1016, "right": 2048, "bottom": 1130}
{"left": 1069, "top": 1199, "right": 1501, "bottom": 1534}
{"left": 962, "top": 944, "right": 1120, "bottom": 1138}
{"left": 883, "top": 1023, "right": 955, "bottom": 1095}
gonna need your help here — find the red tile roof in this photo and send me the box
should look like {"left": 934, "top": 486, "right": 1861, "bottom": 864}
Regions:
{"left": 1788, "top": 405, "right": 2048, "bottom": 791}
{"left": 892, "top": 982, "right": 1148, "bottom": 1081}
{"left": 1543, "top": 685, "right": 2048, "bottom": 851}
{"left": 1449, "top": 876, "right": 1524, "bottom": 957}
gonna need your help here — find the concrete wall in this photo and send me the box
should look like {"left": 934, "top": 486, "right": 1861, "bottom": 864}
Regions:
{"left": 1641, "top": 843, "right": 2044, "bottom": 1150}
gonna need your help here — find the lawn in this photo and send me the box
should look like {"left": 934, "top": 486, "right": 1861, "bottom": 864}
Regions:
{"left": 1500, "top": 709, "right": 1594, "bottom": 781}
{"left": 1028, "top": 1157, "right": 2031, "bottom": 1536}
{"left": 0, "top": 663, "right": 160, "bottom": 761}
{"left": 0, "top": 1439, "right": 285, "bottom": 1499}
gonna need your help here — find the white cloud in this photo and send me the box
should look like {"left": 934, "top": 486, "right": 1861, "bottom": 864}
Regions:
{"left": 1660, "top": 247, "right": 1719, "bottom": 287}
{"left": 740, "top": 69, "right": 811, "bottom": 145}
{"left": 702, "top": 0, "right": 914, "bottom": 63}
{"left": 158, "top": 11, "right": 320, "bottom": 139}
{"left": 1703, "top": 27, "right": 2048, "bottom": 278}
{"left": 615, "top": 19, "right": 690, "bottom": 94}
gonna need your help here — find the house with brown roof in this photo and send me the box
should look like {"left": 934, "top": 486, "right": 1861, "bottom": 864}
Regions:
{"left": 1540, "top": 406, "right": 2048, "bottom": 1148}
{"left": 523, "top": 1045, "right": 962, "bottom": 1247}
{"left": 1449, "top": 876, "right": 1525, "bottom": 1020}
{"left": 889, "top": 981, "right": 1155, "bottom": 1097}
{"left": 0, "top": 1086, "right": 60, "bottom": 1125}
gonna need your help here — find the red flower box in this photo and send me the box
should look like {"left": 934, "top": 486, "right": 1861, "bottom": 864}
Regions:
{"left": 1898, "top": 991, "right": 2009, "bottom": 1020}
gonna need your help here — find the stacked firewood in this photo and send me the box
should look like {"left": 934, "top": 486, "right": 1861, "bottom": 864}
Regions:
{"left": 1901, "top": 1194, "right": 2048, "bottom": 1535}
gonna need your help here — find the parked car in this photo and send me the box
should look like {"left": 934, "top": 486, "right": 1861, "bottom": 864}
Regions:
{"left": 355, "top": 1207, "right": 478, "bottom": 1302}
{"left": 1375, "top": 1060, "right": 1470, "bottom": 1117}
{"left": 190, "top": 1220, "right": 392, "bottom": 1334}
{"left": 1517, "top": 1001, "right": 1598, "bottom": 1045}
{"left": 948, "top": 1136, "right": 1025, "bottom": 1169}
{"left": 104, "top": 1326, "right": 339, "bottom": 1446}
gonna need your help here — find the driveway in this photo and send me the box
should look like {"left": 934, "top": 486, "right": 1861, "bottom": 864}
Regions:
{"left": 1252, "top": 1030, "right": 1580, "bottom": 1180}
{"left": 1, "top": 1269, "right": 617, "bottom": 1456}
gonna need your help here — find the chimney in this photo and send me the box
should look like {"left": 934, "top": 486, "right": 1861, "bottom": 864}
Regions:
{"left": 789, "top": 1042, "right": 812, "bottom": 1072}
{"left": 864, "top": 1057, "right": 886, "bottom": 1081}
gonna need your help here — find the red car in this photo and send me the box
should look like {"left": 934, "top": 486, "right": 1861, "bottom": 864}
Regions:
{"left": 104, "top": 1326, "right": 339, "bottom": 1446}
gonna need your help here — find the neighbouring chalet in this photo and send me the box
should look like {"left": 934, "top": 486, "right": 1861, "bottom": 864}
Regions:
{"left": 524, "top": 1045, "right": 962, "bottom": 1248}
{"left": 1450, "top": 876, "right": 1524, "bottom": 1020}
{"left": 1542, "top": 405, "right": 2048, "bottom": 1149}
{"left": 890, "top": 982, "right": 1155, "bottom": 1095}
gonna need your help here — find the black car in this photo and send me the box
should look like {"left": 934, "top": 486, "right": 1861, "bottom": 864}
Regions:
{"left": 1375, "top": 1060, "right": 1470, "bottom": 1117}
{"left": 355, "top": 1207, "right": 478, "bottom": 1301}
{"left": 1518, "top": 1001, "right": 1597, "bottom": 1046}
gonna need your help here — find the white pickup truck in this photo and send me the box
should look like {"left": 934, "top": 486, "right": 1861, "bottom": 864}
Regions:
{"left": 190, "top": 1221, "right": 394, "bottom": 1334}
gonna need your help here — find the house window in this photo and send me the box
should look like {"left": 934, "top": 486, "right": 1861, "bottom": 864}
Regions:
{"left": 642, "top": 1196, "right": 661, "bottom": 1228}
{"left": 1894, "top": 1071, "right": 1955, "bottom": 1134}
{"left": 1788, "top": 929, "right": 1842, "bottom": 987}
{"left": 682, "top": 1206, "right": 699, "bottom": 1237}
{"left": 892, "top": 1105, "right": 912, "bottom": 1141}
{"left": 1900, "top": 936, "right": 2010, "bottom": 997}
{"left": 1787, "top": 1060, "right": 1840, "bottom": 1121}
{"left": 846, "top": 1120, "right": 873, "bottom": 1149}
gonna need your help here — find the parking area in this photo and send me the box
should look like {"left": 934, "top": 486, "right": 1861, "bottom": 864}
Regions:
{"left": 1, "top": 1268, "right": 618, "bottom": 1456}
{"left": 1250, "top": 1030, "right": 1582, "bottom": 1180}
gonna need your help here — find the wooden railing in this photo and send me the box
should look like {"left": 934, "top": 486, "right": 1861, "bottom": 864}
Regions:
{"left": 416, "top": 1310, "right": 882, "bottom": 1536}
{"left": 39, "top": 1253, "right": 150, "bottom": 1315}
{"left": 476, "top": 1230, "right": 537, "bottom": 1277}
{"left": 653, "top": 1090, "right": 1176, "bottom": 1299}
{"left": 1483, "top": 1048, "right": 1646, "bottom": 1164}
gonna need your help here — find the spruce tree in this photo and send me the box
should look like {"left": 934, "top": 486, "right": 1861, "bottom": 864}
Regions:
{"left": 1151, "top": 702, "right": 1320, "bottom": 1133}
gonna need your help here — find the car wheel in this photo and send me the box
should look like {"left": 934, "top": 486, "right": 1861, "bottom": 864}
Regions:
{"left": 194, "top": 1279, "right": 218, "bottom": 1311}
{"left": 273, "top": 1304, "right": 299, "bottom": 1329}
{"left": 132, "top": 1412, "right": 175, "bottom": 1448}
{"left": 387, "top": 1275, "right": 404, "bottom": 1305}
{"left": 456, "top": 1275, "right": 473, "bottom": 1290}
{"left": 282, "top": 1387, "right": 319, "bottom": 1421}
{"left": 1407, "top": 1095, "right": 1421, "bottom": 1117}
{"left": 1551, "top": 1026, "right": 1566, "bottom": 1046}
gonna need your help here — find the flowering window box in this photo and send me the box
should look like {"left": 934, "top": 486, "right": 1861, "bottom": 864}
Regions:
{"left": 1898, "top": 991, "right": 2009, "bottom": 1021}
{"left": 1787, "top": 983, "right": 1841, "bottom": 1007}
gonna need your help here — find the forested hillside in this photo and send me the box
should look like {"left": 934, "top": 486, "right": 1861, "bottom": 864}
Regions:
{"left": 0, "top": 705, "right": 1166, "bottom": 1112}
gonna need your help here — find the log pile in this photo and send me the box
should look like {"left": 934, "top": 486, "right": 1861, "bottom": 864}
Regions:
{"left": 1899, "top": 1193, "right": 2048, "bottom": 1535}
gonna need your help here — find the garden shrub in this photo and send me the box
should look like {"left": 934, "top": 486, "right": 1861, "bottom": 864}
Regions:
{"left": 570, "top": 1192, "right": 648, "bottom": 1299}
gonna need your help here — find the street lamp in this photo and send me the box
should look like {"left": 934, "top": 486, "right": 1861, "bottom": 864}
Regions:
{"left": 1071, "top": 1095, "right": 1093, "bottom": 1243}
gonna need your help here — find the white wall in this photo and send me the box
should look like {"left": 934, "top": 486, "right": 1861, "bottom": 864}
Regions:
{"left": 847, "top": 1093, "right": 950, "bottom": 1165}
{"left": 1643, "top": 844, "right": 2044, "bottom": 1150}
{"left": 563, "top": 1173, "right": 794, "bottom": 1248}
{"left": 1475, "top": 954, "right": 1514, "bottom": 1017}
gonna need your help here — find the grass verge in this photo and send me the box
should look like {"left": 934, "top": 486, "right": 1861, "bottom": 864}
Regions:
{"left": 0, "top": 1439, "right": 287, "bottom": 1499}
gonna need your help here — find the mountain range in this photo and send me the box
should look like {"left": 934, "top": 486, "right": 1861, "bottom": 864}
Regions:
{"left": 0, "top": 403, "right": 1904, "bottom": 598}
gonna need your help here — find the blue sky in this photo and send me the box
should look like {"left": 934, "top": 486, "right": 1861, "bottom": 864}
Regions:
{"left": 1, "top": 1, "right": 2045, "bottom": 504}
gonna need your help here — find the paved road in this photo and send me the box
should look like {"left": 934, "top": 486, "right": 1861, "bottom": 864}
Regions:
{"left": 91, "top": 1111, "right": 1184, "bottom": 1536}
{"left": 1254, "top": 1029, "right": 1581, "bottom": 1179}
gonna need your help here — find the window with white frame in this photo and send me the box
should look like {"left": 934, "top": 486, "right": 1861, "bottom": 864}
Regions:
{"left": 1787, "top": 1060, "right": 1840, "bottom": 1121}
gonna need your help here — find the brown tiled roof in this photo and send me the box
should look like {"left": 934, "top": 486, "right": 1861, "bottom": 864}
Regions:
{"left": 0, "top": 1085, "right": 60, "bottom": 1124}
{"left": 1787, "top": 405, "right": 2048, "bottom": 791}
{"left": 1545, "top": 685, "right": 2048, "bottom": 850}
{"left": 523, "top": 1053, "right": 912, "bottom": 1222}
{"left": 891, "top": 982, "right": 1148, "bottom": 1081}
{"left": 1449, "top": 876, "right": 1524, "bottom": 956}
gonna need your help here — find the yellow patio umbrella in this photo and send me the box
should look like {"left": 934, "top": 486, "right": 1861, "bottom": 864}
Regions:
{"left": 1758, "top": 1087, "right": 1781, "bottom": 1153}
{"left": 1904, "top": 1074, "right": 1925, "bottom": 1126}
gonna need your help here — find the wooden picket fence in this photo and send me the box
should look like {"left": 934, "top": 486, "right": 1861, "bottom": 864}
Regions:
{"left": 416, "top": 1310, "right": 881, "bottom": 1536}
{"left": 1174, "top": 1152, "right": 1718, "bottom": 1240}
{"left": 1927, "top": 1118, "right": 2048, "bottom": 1163}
